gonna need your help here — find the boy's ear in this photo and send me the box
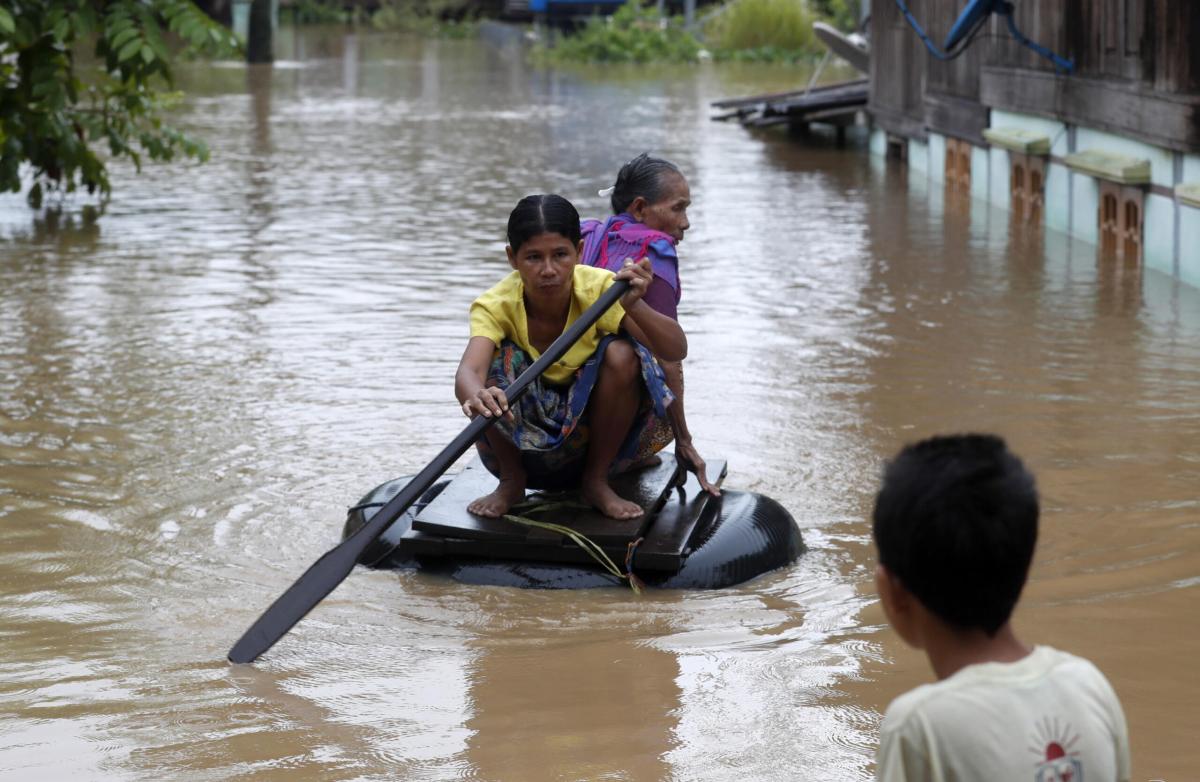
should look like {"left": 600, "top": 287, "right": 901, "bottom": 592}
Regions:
{"left": 506, "top": 245, "right": 517, "bottom": 269}
{"left": 576, "top": 239, "right": 584, "bottom": 258}
{"left": 875, "top": 564, "right": 909, "bottom": 620}
{"left": 876, "top": 563, "right": 922, "bottom": 648}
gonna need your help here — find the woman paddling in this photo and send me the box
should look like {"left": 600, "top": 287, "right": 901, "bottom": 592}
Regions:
{"left": 455, "top": 194, "right": 687, "bottom": 520}
{"left": 582, "top": 153, "right": 719, "bottom": 496}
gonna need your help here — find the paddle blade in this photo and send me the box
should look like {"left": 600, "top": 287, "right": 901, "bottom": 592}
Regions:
{"left": 227, "top": 540, "right": 363, "bottom": 664}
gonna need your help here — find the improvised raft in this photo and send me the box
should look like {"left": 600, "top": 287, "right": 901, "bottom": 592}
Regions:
{"left": 341, "top": 456, "right": 805, "bottom": 590}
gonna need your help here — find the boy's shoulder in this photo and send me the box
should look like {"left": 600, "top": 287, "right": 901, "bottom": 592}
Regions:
{"left": 883, "top": 646, "right": 1117, "bottom": 732}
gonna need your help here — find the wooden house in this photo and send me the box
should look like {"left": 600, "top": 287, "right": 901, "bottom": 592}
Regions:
{"left": 867, "top": 0, "right": 1200, "bottom": 286}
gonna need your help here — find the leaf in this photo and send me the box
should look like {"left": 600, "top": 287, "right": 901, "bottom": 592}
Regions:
{"left": 53, "top": 17, "right": 71, "bottom": 42}
{"left": 107, "top": 17, "right": 135, "bottom": 36}
{"left": 0, "top": 8, "right": 14, "bottom": 36}
{"left": 110, "top": 27, "right": 141, "bottom": 51}
{"left": 117, "top": 37, "right": 143, "bottom": 62}
{"left": 140, "top": 43, "right": 154, "bottom": 64}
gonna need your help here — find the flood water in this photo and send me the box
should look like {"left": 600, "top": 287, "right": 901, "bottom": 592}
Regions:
{"left": 2, "top": 26, "right": 1198, "bottom": 781}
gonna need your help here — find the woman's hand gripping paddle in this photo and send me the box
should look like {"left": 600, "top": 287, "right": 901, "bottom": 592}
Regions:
{"left": 227, "top": 279, "right": 631, "bottom": 664}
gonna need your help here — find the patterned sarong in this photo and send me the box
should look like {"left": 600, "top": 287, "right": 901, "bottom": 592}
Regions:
{"left": 476, "top": 335, "right": 675, "bottom": 488}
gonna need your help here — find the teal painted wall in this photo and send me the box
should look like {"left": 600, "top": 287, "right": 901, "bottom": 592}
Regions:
{"left": 1070, "top": 172, "right": 1100, "bottom": 245}
{"left": 870, "top": 128, "right": 888, "bottom": 157}
{"left": 928, "top": 134, "right": 945, "bottom": 184}
{"left": 1045, "top": 162, "right": 1071, "bottom": 234}
{"left": 1181, "top": 203, "right": 1200, "bottom": 289}
{"left": 988, "top": 148, "right": 1009, "bottom": 209}
{"left": 1143, "top": 193, "right": 1176, "bottom": 276}
{"left": 971, "top": 145, "right": 990, "bottom": 203}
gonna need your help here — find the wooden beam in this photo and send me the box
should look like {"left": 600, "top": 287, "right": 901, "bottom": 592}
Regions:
{"left": 867, "top": 103, "right": 929, "bottom": 141}
{"left": 981, "top": 66, "right": 1200, "bottom": 152}
{"left": 924, "top": 91, "right": 990, "bottom": 146}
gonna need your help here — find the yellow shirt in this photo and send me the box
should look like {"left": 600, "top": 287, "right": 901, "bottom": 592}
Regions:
{"left": 469, "top": 264, "right": 626, "bottom": 386}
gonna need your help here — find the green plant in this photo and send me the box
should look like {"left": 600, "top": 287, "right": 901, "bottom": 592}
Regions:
{"left": 289, "top": 0, "right": 350, "bottom": 25}
{"left": 0, "top": 1, "right": 239, "bottom": 208}
{"left": 370, "top": 0, "right": 477, "bottom": 37}
{"left": 534, "top": 1, "right": 702, "bottom": 65}
{"left": 706, "top": 0, "right": 817, "bottom": 55}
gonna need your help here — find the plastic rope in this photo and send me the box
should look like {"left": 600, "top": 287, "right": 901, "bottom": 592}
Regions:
{"left": 503, "top": 512, "right": 644, "bottom": 594}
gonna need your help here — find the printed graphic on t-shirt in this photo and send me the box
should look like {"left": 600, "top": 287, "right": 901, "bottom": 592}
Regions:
{"left": 1030, "top": 717, "right": 1084, "bottom": 782}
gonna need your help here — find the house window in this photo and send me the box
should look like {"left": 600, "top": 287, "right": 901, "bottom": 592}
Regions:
{"left": 1098, "top": 181, "right": 1143, "bottom": 263}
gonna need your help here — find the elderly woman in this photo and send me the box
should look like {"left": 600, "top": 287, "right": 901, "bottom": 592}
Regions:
{"left": 582, "top": 153, "right": 718, "bottom": 496}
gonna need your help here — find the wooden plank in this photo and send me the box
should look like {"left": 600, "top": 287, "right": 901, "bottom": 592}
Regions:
{"left": 633, "top": 460, "right": 727, "bottom": 572}
{"left": 401, "top": 458, "right": 728, "bottom": 573}
{"left": 710, "top": 79, "right": 867, "bottom": 110}
{"left": 802, "top": 106, "right": 862, "bottom": 123}
{"left": 868, "top": 104, "right": 929, "bottom": 141}
{"left": 412, "top": 456, "right": 680, "bottom": 546}
{"left": 1152, "top": 0, "right": 1200, "bottom": 93}
{"left": 400, "top": 527, "right": 635, "bottom": 568}
{"left": 767, "top": 84, "right": 868, "bottom": 113}
{"left": 980, "top": 66, "right": 1200, "bottom": 152}
{"left": 923, "top": 90, "right": 990, "bottom": 145}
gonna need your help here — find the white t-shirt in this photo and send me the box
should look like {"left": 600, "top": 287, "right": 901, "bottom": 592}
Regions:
{"left": 877, "top": 645, "right": 1130, "bottom": 782}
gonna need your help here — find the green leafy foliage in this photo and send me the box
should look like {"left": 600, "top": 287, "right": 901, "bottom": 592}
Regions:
{"left": 533, "top": 1, "right": 702, "bottom": 65}
{"left": 0, "top": 0, "right": 240, "bottom": 207}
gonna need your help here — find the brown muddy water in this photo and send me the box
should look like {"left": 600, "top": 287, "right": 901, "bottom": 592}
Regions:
{"left": 2, "top": 26, "right": 1198, "bottom": 782}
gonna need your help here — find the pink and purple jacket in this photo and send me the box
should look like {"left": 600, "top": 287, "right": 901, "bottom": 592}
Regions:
{"left": 580, "top": 214, "right": 681, "bottom": 320}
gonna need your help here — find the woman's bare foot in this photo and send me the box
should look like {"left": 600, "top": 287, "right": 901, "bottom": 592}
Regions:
{"left": 581, "top": 478, "right": 643, "bottom": 520}
{"left": 468, "top": 478, "right": 526, "bottom": 518}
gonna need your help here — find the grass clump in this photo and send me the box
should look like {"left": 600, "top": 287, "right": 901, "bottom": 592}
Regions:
{"left": 706, "top": 0, "right": 819, "bottom": 60}
{"left": 534, "top": 1, "right": 702, "bottom": 64}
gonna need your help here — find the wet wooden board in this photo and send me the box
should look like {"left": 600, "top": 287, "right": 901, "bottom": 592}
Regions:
{"left": 402, "top": 458, "right": 726, "bottom": 573}
{"left": 630, "top": 459, "right": 726, "bottom": 572}
{"left": 412, "top": 456, "right": 681, "bottom": 546}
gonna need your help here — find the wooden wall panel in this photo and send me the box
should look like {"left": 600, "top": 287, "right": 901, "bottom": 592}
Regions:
{"left": 868, "top": 0, "right": 1199, "bottom": 149}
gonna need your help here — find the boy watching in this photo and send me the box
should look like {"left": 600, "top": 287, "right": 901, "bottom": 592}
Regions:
{"left": 871, "top": 434, "right": 1130, "bottom": 782}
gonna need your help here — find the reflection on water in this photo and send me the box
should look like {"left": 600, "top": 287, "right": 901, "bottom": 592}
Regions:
{"left": 2, "top": 25, "right": 1198, "bottom": 782}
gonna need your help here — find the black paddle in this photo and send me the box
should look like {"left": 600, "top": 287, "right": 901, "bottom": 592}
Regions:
{"left": 228, "top": 278, "right": 632, "bottom": 663}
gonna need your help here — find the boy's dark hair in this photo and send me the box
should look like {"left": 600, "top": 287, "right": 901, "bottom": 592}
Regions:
{"left": 507, "top": 194, "right": 581, "bottom": 251}
{"left": 872, "top": 434, "right": 1039, "bottom": 636}
{"left": 610, "top": 153, "right": 683, "bottom": 215}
